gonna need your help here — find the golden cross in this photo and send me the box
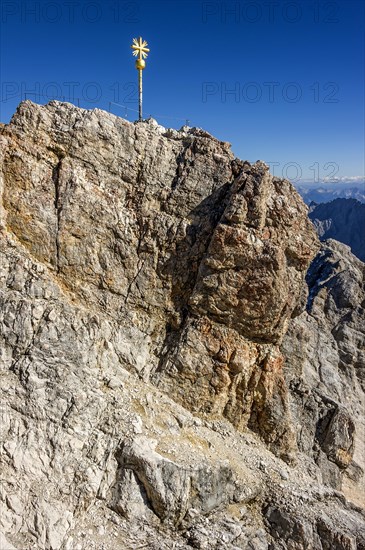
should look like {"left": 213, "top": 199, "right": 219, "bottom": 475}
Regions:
{"left": 131, "top": 37, "right": 150, "bottom": 60}
{"left": 130, "top": 37, "right": 150, "bottom": 122}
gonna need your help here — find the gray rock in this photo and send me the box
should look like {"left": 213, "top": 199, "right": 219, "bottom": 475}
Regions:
{"left": 282, "top": 239, "right": 365, "bottom": 502}
{"left": 0, "top": 101, "right": 364, "bottom": 550}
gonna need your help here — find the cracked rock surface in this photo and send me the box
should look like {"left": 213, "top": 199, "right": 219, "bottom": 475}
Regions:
{"left": 282, "top": 239, "right": 365, "bottom": 507}
{"left": 0, "top": 101, "right": 364, "bottom": 549}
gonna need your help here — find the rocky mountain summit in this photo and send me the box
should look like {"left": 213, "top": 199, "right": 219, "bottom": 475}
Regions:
{"left": 0, "top": 101, "right": 364, "bottom": 549}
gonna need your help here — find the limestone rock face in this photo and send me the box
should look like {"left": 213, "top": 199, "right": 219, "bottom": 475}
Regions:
{"left": 1, "top": 100, "right": 318, "bottom": 459}
{"left": 0, "top": 101, "right": 364, "bottom": 550}
{"left": 189, "top": 169, "right": 315, "bottom": 342}
{"left": 282, "top": 239, "right": 365, "bottom": 503}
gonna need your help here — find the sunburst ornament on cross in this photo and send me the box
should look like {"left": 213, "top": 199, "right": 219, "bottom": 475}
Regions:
{"left": 131, "top": 37, "right": 150, "bottom": 121}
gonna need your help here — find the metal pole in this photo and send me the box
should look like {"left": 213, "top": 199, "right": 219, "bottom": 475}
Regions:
{"left": 139, "top": 68, "right": 143, "bottom": 121}
{"left": 131, "top": 37, "right": 149, "bottom": 123}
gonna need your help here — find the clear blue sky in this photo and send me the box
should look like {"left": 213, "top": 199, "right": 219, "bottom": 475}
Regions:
{"left": 1, "top": 0, "right": 364, "bottom": 181}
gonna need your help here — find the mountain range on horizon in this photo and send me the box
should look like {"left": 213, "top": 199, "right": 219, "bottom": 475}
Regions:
{"left": 295, "top": 184, "right": 365, "bottom": 205}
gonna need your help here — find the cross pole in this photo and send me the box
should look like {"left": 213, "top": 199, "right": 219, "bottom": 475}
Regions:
{"left": 131, "top": 37, "right": 150, "bottom": 122}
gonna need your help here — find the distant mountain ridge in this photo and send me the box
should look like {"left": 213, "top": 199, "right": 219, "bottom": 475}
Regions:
{"left": 296, "top": 185, "right": 365, "bottom": 205}
{"left": 309, "top": 198, "right": 365, "bottom": 262}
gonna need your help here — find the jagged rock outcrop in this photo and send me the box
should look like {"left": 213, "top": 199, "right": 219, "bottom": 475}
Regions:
{"left": 0, "top": 101, "right": 364, "bottom": 550}
{"left": 0, "top": 100, "right": 318, "bottom": 461}
{"left": 309, "top": 198, "right": 365, "bottom": 261}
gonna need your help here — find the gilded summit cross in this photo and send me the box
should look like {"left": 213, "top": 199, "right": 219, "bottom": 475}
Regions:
{"left": 131, "top": 37, "right": 150, "bottom": 122}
